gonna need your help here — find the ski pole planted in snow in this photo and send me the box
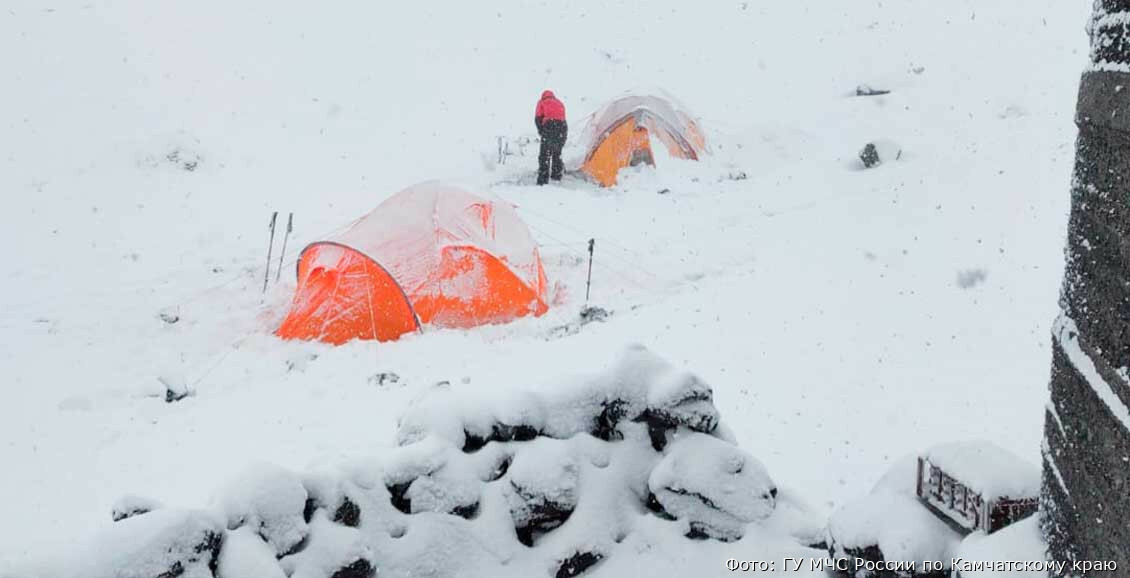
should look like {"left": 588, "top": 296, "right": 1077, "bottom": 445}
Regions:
{"left": 263, "top": 211, "right": 278, "bottom": 294}
{"left": 585, "top": 238, "right": 595, "bottom": 304}
{"left": 275, "top": 212, "right": 293, "bottom": 282}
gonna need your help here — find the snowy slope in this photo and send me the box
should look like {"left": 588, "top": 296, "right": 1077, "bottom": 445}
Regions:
{"left": 0, "top": 0, "right": 1090, "bottom": 570}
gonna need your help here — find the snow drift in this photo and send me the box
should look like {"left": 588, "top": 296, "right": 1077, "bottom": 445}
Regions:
{"left": 11, "top": 347, "right": 823, "bottom": 578}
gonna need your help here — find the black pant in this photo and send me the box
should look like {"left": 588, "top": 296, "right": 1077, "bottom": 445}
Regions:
{"left": 537, "top": 120, "right": 567, "bottom": 184}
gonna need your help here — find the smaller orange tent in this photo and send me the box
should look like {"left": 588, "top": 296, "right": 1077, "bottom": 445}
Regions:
{"left": 580, "top": 93, "right": 707, "bottom": 187}
{"left": 276, "top": 182, "right": 548, "bottom": 345}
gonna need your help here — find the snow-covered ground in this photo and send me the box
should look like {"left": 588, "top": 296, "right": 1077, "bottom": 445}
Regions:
{"left": 1, "top": 0, "right": 1091, "bottom": 572}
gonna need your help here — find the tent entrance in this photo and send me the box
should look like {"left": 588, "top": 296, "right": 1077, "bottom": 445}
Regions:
{"left": 276, "top": 242, "right": 420, "bottom": 344}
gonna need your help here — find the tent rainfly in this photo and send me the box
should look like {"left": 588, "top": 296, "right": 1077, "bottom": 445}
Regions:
{"left": 276, "top": 182, "right": 548, "bottom": 344}
{"left": 580, "top": 93, "right": 707, "bottom": 187}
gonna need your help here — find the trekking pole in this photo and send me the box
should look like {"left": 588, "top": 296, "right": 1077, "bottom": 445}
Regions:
{"left": 263, "top": 211, "right": 278, "bottom": 294}
{"left": 275, "top": 212, "right": 293, "bottom": 282}
{"left": 585, "top": 238, "right": 595, "bottom": 304}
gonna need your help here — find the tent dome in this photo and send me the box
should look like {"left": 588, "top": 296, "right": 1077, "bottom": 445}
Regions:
{"left": 580, "top": 92, "right": 707, "bottom": 187}
{"left": 276, "top": 182, "right": 548, "bottom": 344}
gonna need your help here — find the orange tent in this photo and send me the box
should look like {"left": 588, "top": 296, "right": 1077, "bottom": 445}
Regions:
{"left": 276, "top": 182, "right": 548, "bottom": 345}
{"left": 580, "top": 93, "right": 707, "bottom": 187}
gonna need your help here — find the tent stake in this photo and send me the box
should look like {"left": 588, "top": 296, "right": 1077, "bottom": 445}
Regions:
{"left": 263, "top": 211, "right": 278, "bottom": 294}
{"left": 585, "top": 238, "right": 595, "bottom": 304}
{"left": 275, "top": 212, "right": 293, "bottom": 282}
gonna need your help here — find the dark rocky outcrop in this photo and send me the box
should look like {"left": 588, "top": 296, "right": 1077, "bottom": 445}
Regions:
{"left": 855, "top": 85, "right": 891, "bottom": 97}
{"left": 332, "top": 497, "right": 361, "bottom": 528}
{"left": 331, "top": 558, "right": 375, "bottom": 578}
{"left": 555, "top": 551, "right": 604, "bottom": 577}
{"left": 1041, "top": 0, "right": 1130, "bottom": 571}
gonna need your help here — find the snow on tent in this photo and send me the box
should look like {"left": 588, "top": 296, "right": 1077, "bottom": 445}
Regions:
{"left": 580, "top": 92, "right": 707, "bottom": 187}
{"left": 276, "top": 182, "right": 548, "bottom": 345}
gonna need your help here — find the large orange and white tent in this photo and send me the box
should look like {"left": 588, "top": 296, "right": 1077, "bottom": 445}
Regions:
{"left": 580, "top": 92, "right": 707, "bottom": 187}
{"left": 276, "top": 182, "right": 548, "bottom": 345}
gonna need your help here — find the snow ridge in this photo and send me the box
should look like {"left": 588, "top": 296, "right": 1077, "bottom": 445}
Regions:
{"left": 1053, "top": 313, "right": 1130, "bottom": 432}
{"left": 1040, "top": 439, "right": 1070, "bottom": 498}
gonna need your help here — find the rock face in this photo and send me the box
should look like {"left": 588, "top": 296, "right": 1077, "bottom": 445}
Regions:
{"left": 1041, "top": 1, "right": 1130, "bottom": 571}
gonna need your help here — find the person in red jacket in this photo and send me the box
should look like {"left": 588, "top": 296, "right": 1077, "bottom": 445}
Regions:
{"left": 534, "top": 90, "right": 568, "bottom": 185}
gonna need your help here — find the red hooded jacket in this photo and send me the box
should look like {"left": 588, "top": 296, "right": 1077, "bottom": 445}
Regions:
{"left": 535, "top": 90, "right": 566, "bottom": 128}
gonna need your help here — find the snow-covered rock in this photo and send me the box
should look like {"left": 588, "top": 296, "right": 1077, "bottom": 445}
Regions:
{"left": 111, "top": 494, "right": 162, "bottom": 522}
{"left": 640, "top": 353, "right": 720, "bottom": 435}
{"left": 77, "top": 509, "right": 223, "bottom": 578}
{"left": 157, "top": 374, "right": 192, "bottom": 403}
{"left": 397, "top": 344, "right": 722, "bottom": 456}
{"left": 395, "top": 383, "right": 503, "bottom": 450}
{"left": 214, "top": 463, "right": 310, "bottom": 556}
{"left": 20, "top": 346, "right": 808, "bottom": 577}
{"left": 825, "top": 455, "right": 962, "bottom": 577}
{"left": 858, "top": 139, "right": 903, "bottom": 169}
{"left": 279, "top": 513, "right": 373, "bottom": 578}
{"left": 648, "top": 432, "right": 776, "bottom": 541}
{"left": 373, "top": 513, "right": 513, "bottom": 578}
{"left": 951, "top": 517, "right": 1047, "bottom": 578}
{"left": 505, "top": 437, "right": 581, "bottom": 545}
{"left": 406, "top": 470, "right": 481, "bottom": 517}
{"left": 216, "top": 526, "right": 287, "bottom": 578}
{"left": 759, "top": 487, "right": 827, "bottom": 548}
{"left": 854, "top": 84, "right": 891, "bottom": 96}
